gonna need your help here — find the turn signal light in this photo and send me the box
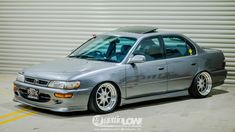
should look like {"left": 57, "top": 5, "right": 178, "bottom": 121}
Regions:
{"left": 54, "top": 93, "right": 73, "bottom": 98}
{"left": 13, "top": 84, "right": 17, "bottom": 92}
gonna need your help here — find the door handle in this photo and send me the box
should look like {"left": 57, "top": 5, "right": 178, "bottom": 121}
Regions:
{"left": 158, "top": 67, "right": 164, "bottom": 70}
{"left": 191, "top": 63, "right": 197, "bottom": 66}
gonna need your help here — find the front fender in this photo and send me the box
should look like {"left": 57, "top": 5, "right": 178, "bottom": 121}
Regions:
{"left": 70, "top": 65, "right": 126, "bottom": 98}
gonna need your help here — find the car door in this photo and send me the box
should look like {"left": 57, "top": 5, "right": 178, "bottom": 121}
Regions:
{"left": 161, "top": 35, "right": 199, "bottom": 91}
{"left": 125, "top": 36, "right": 167, "bottom": 98}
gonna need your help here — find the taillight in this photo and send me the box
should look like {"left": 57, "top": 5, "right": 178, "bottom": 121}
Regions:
{"left": 222, "top": 61, "right": 226, "bottom": 68}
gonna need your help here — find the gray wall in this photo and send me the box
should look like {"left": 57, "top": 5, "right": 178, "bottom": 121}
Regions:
{"left": 0, "top": 0, "right": 234, "bottom": 84}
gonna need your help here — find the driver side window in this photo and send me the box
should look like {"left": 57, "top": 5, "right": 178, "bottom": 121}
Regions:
{"left": 134, "top": 37, "right": 164, "bottom": 61}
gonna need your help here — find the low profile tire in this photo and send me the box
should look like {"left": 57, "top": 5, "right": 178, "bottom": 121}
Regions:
{"left": 89, "top": 82, "right": 118, "bottom": 114}
{"left": 189, "top": 72, "right": 212, "bottom": 98}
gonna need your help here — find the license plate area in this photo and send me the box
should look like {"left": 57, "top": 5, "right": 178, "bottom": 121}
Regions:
{"left": 27, "top": 88, "right": 39, "bottom": 100}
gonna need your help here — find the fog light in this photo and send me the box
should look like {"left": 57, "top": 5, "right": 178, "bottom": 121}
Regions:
{"left": 53, "top": 99, "right": 63, "bottom": 104}
{"left": 54, "top": 93, "right": 73, "bottom": 98}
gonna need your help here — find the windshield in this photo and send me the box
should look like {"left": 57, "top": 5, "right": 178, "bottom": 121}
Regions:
{"left": 69, "top": 35, "right": 137, "bottom": 63}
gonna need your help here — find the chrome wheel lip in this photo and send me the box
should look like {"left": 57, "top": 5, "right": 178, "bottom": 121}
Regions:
{"left": 197, "top": 72, "right": 212, "bottom": 96}
{"left": 96, "top": 83, "right": 117, "bottom": 111}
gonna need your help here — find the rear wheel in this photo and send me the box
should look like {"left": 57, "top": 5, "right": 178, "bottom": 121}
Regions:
{"left": 89, "top": 82, "right": 118, "bottom": 114}
{"left": 189, "top": 72, "right": 212, "bottom": 98}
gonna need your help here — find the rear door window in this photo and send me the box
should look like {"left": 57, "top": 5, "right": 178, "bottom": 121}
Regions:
{"left": 162, "top": 36, "right": 196, "bottom": 58}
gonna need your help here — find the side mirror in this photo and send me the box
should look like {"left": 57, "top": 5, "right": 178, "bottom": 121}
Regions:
{"left": 127, "top": 55, "right": 146, "bottom": 64}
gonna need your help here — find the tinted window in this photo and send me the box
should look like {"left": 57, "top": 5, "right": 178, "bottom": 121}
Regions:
{"left": 134, "top": 37, "right": 164, "bottom": 61}
{"left": 69, "top": 35, "right": 136, "bottom": 63}
{"left": 163, "top": 36, "right": 195, "bottom": 58}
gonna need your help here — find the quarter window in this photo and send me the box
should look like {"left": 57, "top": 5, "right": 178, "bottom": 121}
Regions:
{"left": 163, "top": 36, "right": 196, "bottom": 58}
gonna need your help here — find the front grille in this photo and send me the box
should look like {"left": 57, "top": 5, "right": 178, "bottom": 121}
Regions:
{"left": 25, "top": 77, "right": 49, "bottom": 87}
{"left": 19, "top": 88, "right": 51, "bottom": 102}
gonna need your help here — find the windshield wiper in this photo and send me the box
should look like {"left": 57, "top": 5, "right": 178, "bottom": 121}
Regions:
{"left": 69, "top": 55, "right": 95, "bottom": 59}
{"left": 68, "top": 56, "right": 78, "bottom": 58}
{"left": 69, "top": 55, "right": 117, "bottom": 63}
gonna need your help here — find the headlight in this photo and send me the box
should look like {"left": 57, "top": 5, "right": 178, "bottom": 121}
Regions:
{"left": 16, "top": 73, "right": 25, "bottom": 82}
{"left": 48, "top": 81, "right": 80, "bottom": 89}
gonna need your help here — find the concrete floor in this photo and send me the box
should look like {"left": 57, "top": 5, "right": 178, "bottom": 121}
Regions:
{"left": 0, "top": 74, "right": 235, "bottom": 132}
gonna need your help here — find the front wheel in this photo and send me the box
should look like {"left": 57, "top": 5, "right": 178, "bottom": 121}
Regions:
{"left": 189, "top": 72, "right": 212, "bottom": 98}
{"left": 88, "top": 82, "right": 118, "bottom": 114}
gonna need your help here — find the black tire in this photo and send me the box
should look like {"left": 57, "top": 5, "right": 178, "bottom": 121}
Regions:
{"left": 88, "top": 82, "right": 119, "bottom": 114}
{"left": 189, "top": 72, "right": 212, "bottom": 98}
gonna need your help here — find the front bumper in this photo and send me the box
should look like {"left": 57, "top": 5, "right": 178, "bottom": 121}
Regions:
{"left": 13, "top": 81, "right": 91, "bottom": 112}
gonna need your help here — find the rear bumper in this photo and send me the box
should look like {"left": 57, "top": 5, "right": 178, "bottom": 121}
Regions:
{"left": 13, "top": 81, "right": 91, "bottom": 112}
{"left": 211, "top": 69, "right": 227, "bottom": 87}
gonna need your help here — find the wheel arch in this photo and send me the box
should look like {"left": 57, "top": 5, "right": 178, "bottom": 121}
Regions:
{"left": 190, "top": 70, "right": 212, "bottom": 88}
{"left": 189, "top": 70, "right": 213, "bottom": 98}
{"left": 87, "top": 80, "right": 122, "bottom": 109}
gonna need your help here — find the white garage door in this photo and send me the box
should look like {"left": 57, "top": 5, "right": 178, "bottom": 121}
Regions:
{"left": 0, "top": 0, "right": 234, "bottom": 84}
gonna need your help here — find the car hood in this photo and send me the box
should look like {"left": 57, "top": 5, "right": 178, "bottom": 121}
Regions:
{"left": 22, "top": 58, "right": 118, "bottom": 80}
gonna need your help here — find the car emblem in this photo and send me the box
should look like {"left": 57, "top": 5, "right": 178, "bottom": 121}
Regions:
{"left": 34, "top": 79, "right": 38, "bottom": 84}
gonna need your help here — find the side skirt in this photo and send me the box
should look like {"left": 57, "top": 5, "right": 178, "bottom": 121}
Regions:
{"left": 120, "top": 89, "right": 189, "bottom": 106}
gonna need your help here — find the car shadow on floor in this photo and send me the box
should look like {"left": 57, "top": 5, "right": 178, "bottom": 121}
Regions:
{"left": 16, "top": 88, "right": 228, "bottom": 118}
{"left": 118, "top": 88, "right": 228, "bottom": 111}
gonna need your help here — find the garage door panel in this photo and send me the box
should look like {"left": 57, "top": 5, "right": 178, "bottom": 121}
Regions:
{"left": 0, "top": 0, "right": 234, "bottom": 84}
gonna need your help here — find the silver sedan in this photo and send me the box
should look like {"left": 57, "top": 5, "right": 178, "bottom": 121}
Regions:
{"left": 13, "top": 26, "right": 227, "bottom": 113}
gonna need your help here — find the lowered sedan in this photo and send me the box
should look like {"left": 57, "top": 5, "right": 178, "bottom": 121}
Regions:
{"left": 13, "top": 26, "right": 227, "bottom": 113}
